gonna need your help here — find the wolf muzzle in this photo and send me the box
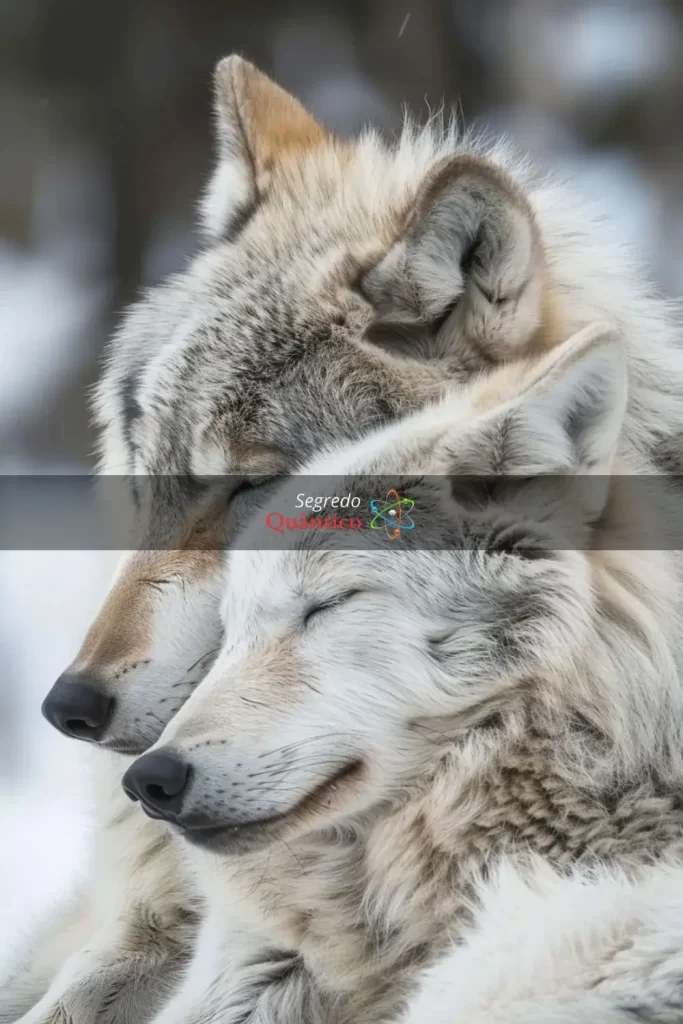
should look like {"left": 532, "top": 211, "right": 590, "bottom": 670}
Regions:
{"left": 121, "top": 749, "right": 191, "bottom": 821}
{"left": 42, "top": 674, "right": 113, "bottom": 741}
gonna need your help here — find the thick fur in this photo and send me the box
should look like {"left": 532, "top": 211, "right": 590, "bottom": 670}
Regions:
{"left": 403, "top": 856, "right": 683, "bottom": 1023}
{"left": 11, "top": 769, "right": 200, "bottom": 1024}
{"left": 0, "top": 896, "right": 92, "bottom": 1022}
{"left": 134, "top": 328, "right": 683, "bottom": 1023}
{"left": 9, "top": 52, "right": 683, "bottom": 1024}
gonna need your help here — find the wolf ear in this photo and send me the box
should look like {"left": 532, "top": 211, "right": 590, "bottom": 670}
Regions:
{"left": 200, "top": 55, "right": 326, "bottom": 238}
{"left": 362, "top": 156, "right": 548, "bottom": 362}
{"left": 509, "top": 321, "right": 627, "bottom": 475}
{"left": 449, "top": 322, "right": 627, "bottom": 483}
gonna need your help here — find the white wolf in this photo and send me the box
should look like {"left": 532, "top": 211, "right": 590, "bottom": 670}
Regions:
{"left": 121, "top": 323, "right": 683, "bottom": 1024}
{"left": 7, "top": 51, "right": 683, "bottom": 1023}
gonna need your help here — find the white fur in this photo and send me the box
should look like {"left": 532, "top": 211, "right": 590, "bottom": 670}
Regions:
{"left": 403, "top": 857, "right": 683, "bottom": 1024}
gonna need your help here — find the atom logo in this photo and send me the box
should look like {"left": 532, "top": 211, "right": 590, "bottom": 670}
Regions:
{"left": 369, "top": 488, "right": 416, "bottom": 541}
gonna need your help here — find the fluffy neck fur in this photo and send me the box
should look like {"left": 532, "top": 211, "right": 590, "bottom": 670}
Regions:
{"left": 191, "top": 543, "right": 683, "bottom": 1024}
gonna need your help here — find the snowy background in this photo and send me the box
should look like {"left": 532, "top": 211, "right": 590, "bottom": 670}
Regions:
{"left": 2, "top": 0, "right": 683, "bottom": 976}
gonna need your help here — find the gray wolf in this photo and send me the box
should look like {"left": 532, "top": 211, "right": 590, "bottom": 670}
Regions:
{"left": 125, "top": 323, "right": 683, "bottom": 1024}
{"left": 6, "top": 47, "right": 683, "bottom": 1022}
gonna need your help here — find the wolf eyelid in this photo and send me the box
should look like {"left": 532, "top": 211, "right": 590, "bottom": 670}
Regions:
{"left": 227, "top": 478, "right": 255, "bottom": 504}
{"left": 230, "top": 475, "right": 279, "bottom": 504}
{"left": 139, "top": 571, "right": 186, "bottom": 587}
{"left": 231, "top": 477, "right": 256, "bottom": 497}
{"left": 138, "top": 577, "right": 177, "bottom": 592}
{"left": 303, "top": 589, "right": 364, "bottom": 627}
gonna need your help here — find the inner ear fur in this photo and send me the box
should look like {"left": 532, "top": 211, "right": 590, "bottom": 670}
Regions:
{"left": 362, "top": 155, "right": 557, "bottom": 363}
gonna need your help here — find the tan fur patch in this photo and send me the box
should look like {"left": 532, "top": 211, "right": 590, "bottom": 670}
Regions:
{"left": 74, "top": 550, "right": 219, "bottom": 670}
{"left": 469, "top": 359, "right": 538, "bottom": 413}
{"left": 74, "top": 562, "right": 154, "bottom": 669}
{"left": 529, "top": 282, "right": 566, "bottom": 354}
{"left": 174, "top": 639, "right": 304, "bottom": 741}
{"left": 220, "top": 57, "right": 327, "bottom": 187}
{"left": 469, "top": 319, "right": 617, "bottom": 413}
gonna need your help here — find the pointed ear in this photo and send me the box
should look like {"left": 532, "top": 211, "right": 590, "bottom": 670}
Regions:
{"left": 511, "top": 321, "right": 627, "bottom": 474}
{"left": 362, "top": 156, "right": 549, "bottom": 361}
{"left": 200, "top": 55, "right": 327, "bottom": 239}
{"left": 450, "top": 322, "right": 628, "bottom": 481}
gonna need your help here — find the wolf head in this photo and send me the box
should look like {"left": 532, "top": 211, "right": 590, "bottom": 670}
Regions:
{"left": 122, "top": 324, "right": 652, "bottom": 855}
{"left": 42, "top": 56, "right": 557, "bottom": 755}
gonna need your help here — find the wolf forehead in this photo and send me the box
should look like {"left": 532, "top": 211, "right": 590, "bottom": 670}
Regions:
{"left": 97, "top": 149, "right": 441, "bottom": 475}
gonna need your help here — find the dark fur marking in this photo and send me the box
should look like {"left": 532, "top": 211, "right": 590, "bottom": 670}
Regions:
{"left": 486, "top": 523, "right": 550, "bottom": 560}
{"left": 109, "top": 804, "right": 138, "bottom": 828}
{"left": 223, "top": 196, "right": 260, "bottom": 243}
{"left": 135, "top": 832, "right": 173, "bottom": 871}
{"left": 119, "top": 371, "right": 143, "bottom": 452}
{"left": 619, "top": 1003, "right": 674, "bottom": 1022}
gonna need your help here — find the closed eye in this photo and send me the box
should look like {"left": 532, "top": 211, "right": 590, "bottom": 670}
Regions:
{"left": 230, "top": 475, "right": 281, "bottom": 512}
{"left": 230, "top": 475, "right": 272, "bottom": 500}
{"left": 303, "top": 590, "right": 364, "bottom": 627}
{"left": 138, "top": 574, "right": 183, "bottom": 593}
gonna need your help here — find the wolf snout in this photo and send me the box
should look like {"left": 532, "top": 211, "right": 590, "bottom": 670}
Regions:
{"left": 42, "top": 673, "right": 113, "bottom": 741}
{"left": 122, "top": 749, "right": 191, "bottom": 821}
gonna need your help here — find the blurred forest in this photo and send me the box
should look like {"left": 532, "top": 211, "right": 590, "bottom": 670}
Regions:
{"left": 2, "top": 0, "right": 683, "bottom": 468}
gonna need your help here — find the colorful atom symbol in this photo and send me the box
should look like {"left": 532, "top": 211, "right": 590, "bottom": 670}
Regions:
{"left": 369, "top": 488, "right": 415, "bottom": 541}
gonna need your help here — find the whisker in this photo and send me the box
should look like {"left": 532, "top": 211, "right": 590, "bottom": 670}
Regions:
{"left": 257, "top": 732, "right": 359, "bottom": 759}
{"left": 186, "top": 648, "right": 221, "bottom": 675}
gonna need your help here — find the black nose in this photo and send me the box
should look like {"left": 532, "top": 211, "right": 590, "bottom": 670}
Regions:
{"left": 121, "top": 750, "right": 190, "bottom": 820}
{"left": 41, "top": 675, "right": 112, "bottom": 741}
